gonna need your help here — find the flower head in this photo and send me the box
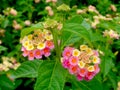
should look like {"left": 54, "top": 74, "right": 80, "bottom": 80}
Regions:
{"left": 61, "top": 45, "right": 101, "bottom": 81}
{"left": 20, "top": 29, "right": 54, "bottom": 60}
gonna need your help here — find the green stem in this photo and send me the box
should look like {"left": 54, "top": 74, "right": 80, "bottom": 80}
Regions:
{"left": 51, "top": 29, "right": 61, "bottom": 61}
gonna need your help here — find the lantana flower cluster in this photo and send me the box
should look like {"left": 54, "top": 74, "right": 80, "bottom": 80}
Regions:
{"left": 61, "top": 45, "right": 100, "bottom": 81}
{"left": 20, "top": 29, "right": 54, "bottom": 60}
{"left": 0, "top": 57, "right": 20, "bottom": 71}
{"left": 103, "top": 29, "right": 119, "bottom": 39}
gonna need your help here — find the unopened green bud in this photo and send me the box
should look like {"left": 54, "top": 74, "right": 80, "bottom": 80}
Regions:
{"left": 57, "top": 4, "right": 70, "bottom": 11}
{"left": 43, "top": 19, "right": 58, "bottom": 29}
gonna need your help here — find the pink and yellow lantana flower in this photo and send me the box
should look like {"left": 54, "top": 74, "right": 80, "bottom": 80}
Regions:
{"left": 20, "top": 29, "right": 54, "bottom": 60}
{"left": 61, "top": 45, "right": 100, "bottom": 81}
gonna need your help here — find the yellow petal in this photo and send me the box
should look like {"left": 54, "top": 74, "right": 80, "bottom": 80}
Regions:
{"left": 27, "top": 34, "right": 33, "bottom": 40}
{"left": 80, "top": 45, "right": 88, "bottom": 51}
{"left": 23, "top": 41, "right": 30, "bottom": 48}
{"left": 37, "top": 42, "right": 45, "bottom": 50}
{"left": 78, "top": 61, "right": 85, "bottom": 68}
{"left": 26, "top": 44, "right": 34, "bottom": 50}
{"left": 72, "top": 49, "right": 80, "bottom": 57}
{"left": 87, "top": 66, "right": 95, "bottom": 72}
{"left": 92, "top": 56, "right": 99, "bottom": 64}
{"left": 45, "top": 35, "right": 53, "bottom": 40}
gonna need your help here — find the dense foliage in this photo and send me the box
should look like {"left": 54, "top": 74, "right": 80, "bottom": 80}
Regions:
{"left": 0, "top": 0, "right": 120, "bottom": 90}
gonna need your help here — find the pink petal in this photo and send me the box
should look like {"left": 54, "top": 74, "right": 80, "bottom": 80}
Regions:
{"left": 43, "top": 47, "right": 51, "bottom": 57}
{"left": 69, "top": 65, "right": 79, "bottom": 74}
{"left": 78, "top": 68, "right": 87, "bottom": 77}
{"left": 34, "top": 49, "right": 43, "bottom": 59}
{"left": 62, "top": 58, "right": 70, "bottom": 68}
{"left": 69, "top": 56, "right": 79, "bottom": 66}
{"left": 94, "top": 64, "right": 100, "bottom": 74}
{"left": 77, "top": 74, "right": 83, "bottom": 81}
{"left": 45, "top": 41, "right": 54, "bottom": 49}
{"left": 85, "top": 72, "right": 95, "bottom": 81}
{"left": 28, "top": 51, "right": 34, "bottom": 60}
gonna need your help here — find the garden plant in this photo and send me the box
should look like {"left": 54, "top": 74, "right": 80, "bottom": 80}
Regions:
{"left": 0, "top": 0, "right": 120, "bottom": 90}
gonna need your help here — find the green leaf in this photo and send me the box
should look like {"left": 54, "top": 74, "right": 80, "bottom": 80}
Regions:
{"left": 34, "top": 61, "right": 67, "bottom": 90}
{"left": 0, "top": 75, "right": 15, "bottom": 90}
{"left": 12, "top": 60, "right": 43, "bottom": 78}
{"left": 90, "top": 32, "right": 105, "bottom": 42}
{"left": 21, "top": 22, "right": 43, "bottom": 38}
{"left": 63, "top": 23, "right": 92, "bottom": 47}
{"left": 108, "top": 72, "right": 117, "bottom": 90}
{"left": 0, "top": 45, "right": 7, "bottom": 52}
{"left": 101, "top": 53, "right": 114, "bottom": 77}
{"left": 2, "top": 19, "right": 9, "bottom": 28}
{"left": 72, "top": 77, "right": 103, "bottom": 90}
{"left": 61, "top": 31, "right": 80, "bottom": 49}
{"left": 66, "top": 15, "right": 83, "bottom": 24}
{"left": 81, "top": 20, "right": 91, "bottom": 30}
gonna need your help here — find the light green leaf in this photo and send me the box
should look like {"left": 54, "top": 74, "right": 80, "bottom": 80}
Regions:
{"left": 0, "top": 45, "right": 7, "bottom": 52}
{"left": 34, "top": 61, "right": 67, "bottom": 90}
{"left": 81, "top": 20, "right": 91, "bottom": 30}
{"left": 12, "top": 60, "right": 43, "bottom": 78}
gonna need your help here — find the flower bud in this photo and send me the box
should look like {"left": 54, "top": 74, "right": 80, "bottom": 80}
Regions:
{"left": 76, "top": 9, "right": 84, "bottom": 14}
{"left": 0, "top": 40, "right": 2, "bottom": 44}
{"left": 46, "top": 0, "right": 51, "bottom": 3}
{"left": 48, "top": 10, "right": 54, "bottom": 16}
{"left": 45, "top": 6, "right": 52, "bottom": 11}
{"left": 24, "top": 20, "right": 31, "bottom": 26}
{"left": 34, "top": 0, "right": 40, "bottom": 3}
{"left": 110, "top": 4, "right": 117, "bottom": 12}
{"left": 0, "top": 29, "right": 5, "bottom": 37}
{"left": 10, "top": 8, "right": 17, "bottom": 16}
{"left": 52, "top": 0, "right": 57, "bottom": 3}
{"left": 13, "top": 24, "right": 22, "bottom": 30}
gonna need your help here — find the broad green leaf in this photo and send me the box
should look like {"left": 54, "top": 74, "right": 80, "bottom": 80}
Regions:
{"left": 0, "top": 75, "right": 15, "bottom": 90}
{"left": 12, "top": 60, "right": 43, "bottom": 78}
{"left": 66, "top": 15, "right": 83, "bottom": 24}
{"left": 115, "top": 24, "right": 120, "bottom": 33}
{"left": 21, "top": 22, "right": 43, "bottom": 38}
{"left": 81, "top": 20, "right": 91, "bottom": 30}
{"left": 2, "top": 19, "right": 9, "bottom": 28}
{"left": 108, "top": 72, "right": 117, "bottom": 90}
{"left": 72, "top": 76, "right": 102, "bottom": 90}
{"left": 0, "top": 45, "right": 7, "bottom": 52}
{"left": 113, "top": 40, "right": 120, "bottom": 49}
{"left": 90, "top": 32, "right": 105, "bottom": 42}
{"left": 100, "top": 50, "right": 114, "bottom": 77}
{"left": 34, "top": 61, "right": 67, "bottom": 90}
{"left": 61, "top": 31, "right": 81, "bottom": 49}
{"left": 63, "top": 23, "right": 92, "bottom": 47}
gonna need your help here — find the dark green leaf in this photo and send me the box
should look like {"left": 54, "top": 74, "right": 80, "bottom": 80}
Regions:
{"left": 72, "top": 76, "right": 102, "bottom": 90}
{"left": 108, "top": 72, "right": 117, "bottom": 90}
{"left": 63, "top": 23, "right": 92, "bottom": 47}
{"left": 35, "top": 61, "right": 67, "bottom": 90}
{"left": 12, "top": 60, "right": 43, "bottom": 78}
{"left": 0, "top": 75, "right": 15, "bottom": 90}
